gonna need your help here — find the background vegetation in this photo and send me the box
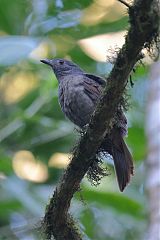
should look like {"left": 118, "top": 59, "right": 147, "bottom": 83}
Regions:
{"left": 0, "top": 0, "right": 152, "bottom": 239}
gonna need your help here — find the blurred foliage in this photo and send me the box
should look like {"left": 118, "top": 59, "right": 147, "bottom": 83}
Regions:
{"left": 0, "top": 0, "right": 150, "bottom": 240}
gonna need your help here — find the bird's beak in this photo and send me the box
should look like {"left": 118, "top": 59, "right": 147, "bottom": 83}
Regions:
{"left": 40, "top": 59, "right": 52, "bottom": 66}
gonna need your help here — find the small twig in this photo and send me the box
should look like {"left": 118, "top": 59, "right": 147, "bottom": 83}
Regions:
{"left": 118, "top": 0, "right": 131, "bottom": 8}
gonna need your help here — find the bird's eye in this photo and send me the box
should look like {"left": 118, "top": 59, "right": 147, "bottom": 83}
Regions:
{"left": 59, "top": 60, "right": 64, "bottom": 65}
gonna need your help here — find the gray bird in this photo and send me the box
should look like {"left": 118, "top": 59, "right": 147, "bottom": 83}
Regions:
{"left": 40, "top": 58, "right": 134, "bottom": 191}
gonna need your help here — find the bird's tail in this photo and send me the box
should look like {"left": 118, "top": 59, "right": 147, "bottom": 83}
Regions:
{"left": 101, "top": 128, "right": 134, "bottom": 191}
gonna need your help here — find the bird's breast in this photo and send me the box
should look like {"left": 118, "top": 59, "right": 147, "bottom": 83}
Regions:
{"left": 58, "top": 76, "right": 95, "bottom": 127}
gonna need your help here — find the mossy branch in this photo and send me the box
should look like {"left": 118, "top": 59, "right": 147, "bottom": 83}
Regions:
{"left": 42, "top": 0, "right": 159, "bottom": 239}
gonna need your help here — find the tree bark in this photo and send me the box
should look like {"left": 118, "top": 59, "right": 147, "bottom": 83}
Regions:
{"left": 146, "top": 62, "right": 160, "bottom": 240}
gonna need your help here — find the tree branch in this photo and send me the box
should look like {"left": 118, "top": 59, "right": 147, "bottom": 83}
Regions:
{"left": 146, "top": 62, "right": 160, "bottom": 240}
{"left": 118, "top": 0, "right": 131, "bottom": 8}
{"left": 42, "top": 0, "right": 159, "bottom": 239}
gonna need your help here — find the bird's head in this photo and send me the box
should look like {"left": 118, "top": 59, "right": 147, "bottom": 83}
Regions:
{"left": 40, "top": 58, "right": 83, "bottom": 80}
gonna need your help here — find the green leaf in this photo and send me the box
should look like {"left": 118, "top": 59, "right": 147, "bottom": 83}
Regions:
{"left": 0, "top": 200, "right": 22, "bottom": 221}
{"left": 127, "top": 126, "right": 147, "bottom": 161}
{"left": 0, "top": 152, "right": 12, "bottom": 175}
{"left": 77, "top": 188, "right": 144, "bottom": 219}
{"left": 0, "top": 36, "right": 39, "bottom": 66}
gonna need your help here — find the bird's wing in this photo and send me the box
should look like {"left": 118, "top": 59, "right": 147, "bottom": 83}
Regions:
{"left": 83, "top": 74, "right": 105, "bottom": 103}
{"left": 84, "top": 74, "right": 106, "bottom": 86}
